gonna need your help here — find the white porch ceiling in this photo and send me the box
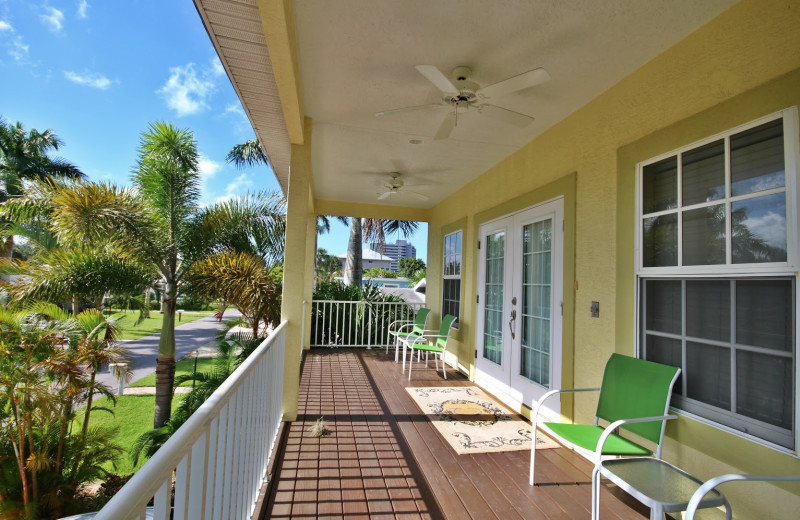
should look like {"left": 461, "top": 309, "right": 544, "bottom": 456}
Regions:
{"left": 196, "top": 0, "right": 737, "bottom": 210}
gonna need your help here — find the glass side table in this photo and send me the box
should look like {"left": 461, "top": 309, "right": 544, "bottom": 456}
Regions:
{"left": 594, "top": 457, "right": 731, "bottom": 520}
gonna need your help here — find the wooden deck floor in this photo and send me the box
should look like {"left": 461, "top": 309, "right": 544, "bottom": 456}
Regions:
{"left": 261, "top": 349, "right": 649, "bottom": 520}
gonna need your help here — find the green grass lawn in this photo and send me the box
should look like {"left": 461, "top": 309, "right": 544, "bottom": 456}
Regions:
{"left": 129, "top": 357, "right": 218, "bottom": 388}
{"left": 74, "top": 394, "right": 184, "bottom": 475}
{"left": 107, "top": 310, "right": 215, "bottom": 340}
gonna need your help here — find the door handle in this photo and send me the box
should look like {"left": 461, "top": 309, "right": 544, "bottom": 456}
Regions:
{"left": 509, "top": 309, "right": 517, "bottom": 340}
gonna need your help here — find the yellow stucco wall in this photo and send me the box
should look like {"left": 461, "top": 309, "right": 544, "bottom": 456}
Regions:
{"left": 425, "top": 0, "right": 800, "bottom": 516}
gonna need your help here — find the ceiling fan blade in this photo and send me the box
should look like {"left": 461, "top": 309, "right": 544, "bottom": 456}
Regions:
{"left": 480, "top": 104, "right": 534, "bottom": 128}
{"left": 377, "top": 191, "right": 392, "bottom": 200}
{"left": 434, "top": 112, "right": 457, "bottom": 140}
{"left": 479, "top": 67, "right": 550, "bottom": 99}
{"left": 405, "top": 190, "right": 429, "bottom": 201}
{"left": 375, "top": 103, "right": 443, "bottom": 118}
{"left": 416, "top": 65, "right": 458, "bottom": 94}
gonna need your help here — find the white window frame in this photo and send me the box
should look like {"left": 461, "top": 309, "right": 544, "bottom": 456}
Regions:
{"left": 634, "top": 107, "right": 800, "bottom": 455}
{"left": 442, "top": 230, "right": 462, "bottom": 326}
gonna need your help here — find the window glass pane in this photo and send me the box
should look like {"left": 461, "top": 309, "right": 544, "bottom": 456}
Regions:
{"left": 644, "top": 335, "right": 683, "bottom": 395}
{"left": 686, "top": 280, "right": 730, "bottom": 342}
{"left": 730, "top": 119, "right": 785, "bottom": 196}
{"left": 731, "top": 193, "right": 787, "bottom": 263}
{"left": 686, "top": 342, "right": 731, "bottom": 409}
{"left": 682, "top": 140, "right": 725, "bottom": 206}
{"left": 643, "top": 214, "right": 677, "bottom": 267}
{"left": 682, "top": 205, "right": 725, "bottom": 265}
{"left": 642, "top": 156, "right": 678, "bottom": 213}
{"left": 736, "top": 350, "right": 793, "bottom": 430}
{"left": 736, "top": 279, "right": 792, "bottom": 352}
{"left": 645, "top": 280, "right": 682, "bottom": 334}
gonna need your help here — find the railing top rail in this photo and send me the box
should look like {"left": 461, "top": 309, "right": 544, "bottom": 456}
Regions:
{"left": 95, "top": 320, "right": 289, "bottom": 517}
{"left": 310, "top": 300, "right": 421, "bottom": 305}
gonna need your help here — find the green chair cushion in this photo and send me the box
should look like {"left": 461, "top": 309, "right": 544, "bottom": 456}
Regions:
{"left": 413, "top": 343, "right": 443, "bottom": 353}
{"left": 543, "top": 423, "right": 652, "bottom": 456}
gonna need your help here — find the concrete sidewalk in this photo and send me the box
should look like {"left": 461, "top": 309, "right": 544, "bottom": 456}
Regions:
{"left": 97, "top": 309, "right": 242, "bottom": 391}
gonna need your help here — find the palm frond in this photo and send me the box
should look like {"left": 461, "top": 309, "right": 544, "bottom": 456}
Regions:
{"left": 225, "top": 138, "right": 269, "bottom": 169}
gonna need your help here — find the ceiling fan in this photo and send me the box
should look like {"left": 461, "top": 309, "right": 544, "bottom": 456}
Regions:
{"left": 377, "top": 173, "right": 429, "bottom": 201}
{"left": 375, "top": 65, "right": 551, "bottom": 140}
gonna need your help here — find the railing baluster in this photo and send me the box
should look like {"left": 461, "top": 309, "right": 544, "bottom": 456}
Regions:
{"left": 153, "top": 479, "right": 171, "bottom": 520}
{"left": 174, "top": 454, "right": 190, "bottom": 520}
{"left": 188, "top": 431, "right": 208, "bottom": 519}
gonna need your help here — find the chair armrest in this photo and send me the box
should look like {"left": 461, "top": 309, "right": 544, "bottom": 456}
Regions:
{"left": 531, "top": 387, "right": 601, "bottom": 431}
{"left": 388, "top": 319, "right": 413, "bottom": 331}
{"left": 686, "top": 474, "right": 800, "bottom": 519}
{"left": 594, "top": 415, "right": 678, "bottom": 463}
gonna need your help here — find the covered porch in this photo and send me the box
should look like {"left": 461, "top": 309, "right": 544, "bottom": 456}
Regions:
{"left": 263, "top": 348, "right": 648, "bottom": 520}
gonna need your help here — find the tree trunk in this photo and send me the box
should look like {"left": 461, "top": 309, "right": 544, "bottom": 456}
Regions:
{"left": 154, "top": 280, "right": 177, "bottom": 428}
{"left": 142, "top": 288, "right": 151, "bottom": 319}
{"left": 344, "top": 218, "right": 362, "bottom": 286}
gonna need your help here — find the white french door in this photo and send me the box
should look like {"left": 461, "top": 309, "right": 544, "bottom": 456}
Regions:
{"left": 475, "top": 198, "right": 564, "bottom": 418}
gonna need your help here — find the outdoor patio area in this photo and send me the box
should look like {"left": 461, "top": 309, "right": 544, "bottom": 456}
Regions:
{"left": 261, "top": 349, "right": 650, "bottom": 519}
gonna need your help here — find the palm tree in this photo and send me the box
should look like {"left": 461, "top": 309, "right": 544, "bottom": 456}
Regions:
{"left": 344, "top": 217, "right": 419, "bottom": 286}
{"left": 225, "top": 138, "right": 419, "bottom": 287}
{"left": 184, "top": 249, "right": 282, "bottom": 338}
{"left": 42, "top": 124, "right": 285, "bottom": 428}
{"left": 0, "top": 117, "right": 84, "bottom": 258}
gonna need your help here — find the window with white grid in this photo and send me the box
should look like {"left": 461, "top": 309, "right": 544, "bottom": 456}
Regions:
{"left": 636, "top": 108, "right": 799, "bottom": 451}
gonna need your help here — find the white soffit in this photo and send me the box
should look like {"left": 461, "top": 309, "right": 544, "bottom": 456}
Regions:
{"left": 193, "top": 0, "right": 291, "bottom": 193}
{"left": 196, "top": 0, "right": 737, "bottom": 207}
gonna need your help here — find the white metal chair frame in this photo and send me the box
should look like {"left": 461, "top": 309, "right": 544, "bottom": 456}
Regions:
{"left": 403, "top": 329, "right": 451, "bottom": 381}
{"left": 387, "top": 308, "right": 431, "bottom": 362}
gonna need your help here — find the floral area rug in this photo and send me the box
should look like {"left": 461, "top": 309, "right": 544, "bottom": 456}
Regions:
{"left": 405, "top": 386, "right": 559, "bottom": 454}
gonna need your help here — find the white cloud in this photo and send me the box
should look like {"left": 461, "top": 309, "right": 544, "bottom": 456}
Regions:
{"left": 157, "top": 61, "right": 221, "bottom": 117}
{"left": 77, "top": 0, "right": 89, "bottom": 19}
{"left": 215, "top": 173, "right": 253, "bottom": 203}
{"left": 0, "top": 20, "right": 12, "bottom": 32}
{"left": 198, "top": 157, "right": 221, "bottom": 179}
{"left": 41, "top": 7, "right": 64, "bottom": 32}
{"left": 742, "top": 211, "right": 787, "bottom": 249}
{"left": 64, "top": 70, "right": 113, "bottom": 89}
{"left": 210, "top": 56, "right": 224, "bottom": 77}
{"left": 9, "top": 36, "right": 29, "bottom": 61}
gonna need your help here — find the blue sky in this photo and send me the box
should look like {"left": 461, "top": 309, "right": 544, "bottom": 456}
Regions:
{"left": 0, "top": 0, "right": 426, "bottom": 260}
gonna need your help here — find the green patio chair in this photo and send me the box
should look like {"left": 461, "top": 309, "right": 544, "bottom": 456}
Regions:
{"left": 529, "top": 353, "right": 680, "bottom": 488}
{"left": 387, "top": 307, "right": 431, "bottom": 362}
{"left": 403, "top": 314, "right": 457, "bottom": 380}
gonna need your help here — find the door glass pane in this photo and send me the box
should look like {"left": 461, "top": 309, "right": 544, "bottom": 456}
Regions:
{"left": 731, "top": 193, "right": 787, "bottom": 263}
{"left": 686, "top": 280, "right": 730, "bottom": 342}
{"left": 682, "top": 204, "right": 726, "bottom": 265}
{"left": 730, "top": 119, "right": 785, "bottom": 196}
{"left": 686, "top": 342, "right": 731, "bottom": 410}
{"left": 682, "top": 140, "right": 725, "bottom": 206}
{"left": 483, "top": 231, "right": 505, "bottom": 365}
{"left": 736, "top": 350, "right": 793, "bottom": 429}
{"left": 736, "top": 279, "right": 793, "bottom": 351}
{"left": 642, "top": 156, "right": 677, "bottom": 213}
{"left": 521, "top": 219, "right": 552, "bottom": 386}
{"left": 643, "top": 214, "right": 678, "bottom": 267}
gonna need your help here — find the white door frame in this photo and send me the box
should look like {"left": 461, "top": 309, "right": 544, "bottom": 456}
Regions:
{"left": 475, "top": 197, "right": 564, "bottom": 417}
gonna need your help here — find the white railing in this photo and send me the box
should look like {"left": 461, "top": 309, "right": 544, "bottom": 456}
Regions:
{"left": 310, "top": 300, "right": 423, "bottom": 348}
{"left": 94, "top": 321, "right": 288, "bottom": 520}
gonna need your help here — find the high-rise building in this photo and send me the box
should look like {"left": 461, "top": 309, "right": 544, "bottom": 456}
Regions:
{"left": 369, "top": 240, "right": 417, "bottom": 272}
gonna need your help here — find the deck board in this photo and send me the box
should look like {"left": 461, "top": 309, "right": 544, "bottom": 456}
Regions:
{"left": 261, "top": 349, "right": 649, "bottom": 520}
